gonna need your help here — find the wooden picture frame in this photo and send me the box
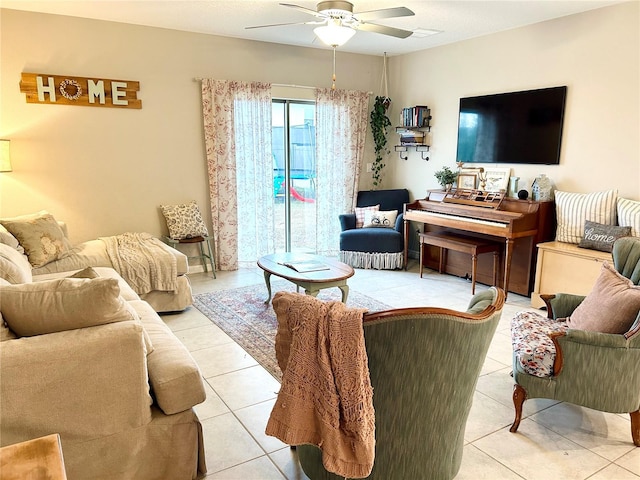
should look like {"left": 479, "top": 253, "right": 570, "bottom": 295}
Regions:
{"left": 457, "top": 173, "right": 477, "bottom": 190}
{"left": 483, "top": 167, "right": 511, "bottom": 192}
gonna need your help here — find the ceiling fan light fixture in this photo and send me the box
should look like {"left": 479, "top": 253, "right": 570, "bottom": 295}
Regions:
{"left": 314, "top": 22, "right": 356, "bottom": 46}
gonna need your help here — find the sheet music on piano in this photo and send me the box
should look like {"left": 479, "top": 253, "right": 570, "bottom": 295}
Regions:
{"left": 441, "top": 188, "right": 506, "bottom": 209}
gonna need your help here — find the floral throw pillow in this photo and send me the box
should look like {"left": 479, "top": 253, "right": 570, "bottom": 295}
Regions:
{"left": 160, "top": 201, "right": 209, "bottom": 240}
{"left": 0, "top": 211, "right": 71, "bottom": 268}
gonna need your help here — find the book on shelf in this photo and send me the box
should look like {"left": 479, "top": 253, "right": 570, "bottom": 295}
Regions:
{"left": 400, "top": 106, "right": 431, "bottom": 128}
{"left": 400, "top": 132, "right": 426, "bottom": 145}
{"left": 280, "top": 261, "right": 330, "bottom": 273}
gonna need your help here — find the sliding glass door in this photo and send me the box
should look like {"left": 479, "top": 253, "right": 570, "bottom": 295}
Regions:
{"left": 272, "top": 100, "right": 317, "bottom": 253}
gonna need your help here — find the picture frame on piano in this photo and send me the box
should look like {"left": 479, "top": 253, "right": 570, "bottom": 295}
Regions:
{"left": 483, "top": 167, "right": 511, "bottom": 192}
{"left": 457, "top": 172, "right": 478, "bottom": 190}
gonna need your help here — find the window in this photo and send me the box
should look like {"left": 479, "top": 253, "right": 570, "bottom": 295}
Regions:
{"left": 272, "top": 100, "right": 317, "bottom": 252}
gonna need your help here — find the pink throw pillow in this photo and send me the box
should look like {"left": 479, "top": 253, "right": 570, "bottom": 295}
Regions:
{"left": 354, "top": 205, "right": 379, "bottom": 228}
{"left": 566, "top": 262, "right": 640, "bottom": 334}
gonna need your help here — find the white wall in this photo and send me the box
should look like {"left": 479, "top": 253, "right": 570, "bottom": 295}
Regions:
{"left": 0, "top": 8, "right": 381, "bottom": 243}
{"left": 386, "top": 1, "right": 639, "bottom": 202}
{"left": 1, "top": 3, "right": 638, "bottom": 244}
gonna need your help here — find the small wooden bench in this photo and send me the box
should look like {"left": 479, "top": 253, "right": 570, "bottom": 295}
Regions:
{"left": 419, "top": 232, "right": 501, "bottom": 294}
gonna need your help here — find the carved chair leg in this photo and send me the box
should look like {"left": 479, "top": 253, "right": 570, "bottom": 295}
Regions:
{"left": 630, "top": 410, "right": 640, "bottom": 446}
{"left": 510, "top": 384, "right": 527, "bottom": 433}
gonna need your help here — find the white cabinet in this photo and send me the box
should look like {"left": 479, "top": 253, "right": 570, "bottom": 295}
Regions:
{"left": 531, "top": 241, "right": 612, "bottom": 308}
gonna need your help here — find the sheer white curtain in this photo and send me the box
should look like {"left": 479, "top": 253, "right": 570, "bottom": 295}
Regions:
{"left": 201, "top": 79, "right": 273, "bottom": 270}
{"left": 315, "top": 88, "right": 370, "bottom": 256}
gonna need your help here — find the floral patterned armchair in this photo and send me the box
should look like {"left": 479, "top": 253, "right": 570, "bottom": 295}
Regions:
{"left": 510, "top": 236, "right": 640, "bottom": 446}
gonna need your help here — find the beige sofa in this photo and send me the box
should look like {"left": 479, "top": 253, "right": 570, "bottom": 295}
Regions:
{"left": 0, "top": 242, "right": 207, "bottom": 479}
{"left": 0, "top": 213, "right": 193, "bottom": 313}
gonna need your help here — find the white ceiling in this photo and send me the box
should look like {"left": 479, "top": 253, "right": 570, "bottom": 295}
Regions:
{"left": 2, "top": 0, "right": 625, "bottom": 56}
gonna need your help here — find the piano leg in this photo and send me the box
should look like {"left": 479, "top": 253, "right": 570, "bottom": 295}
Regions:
{"left": 403, "top": 218, "right": 410, "bottom": 270}
{"left": 503, "top": 239, "right": 514, "bottom": 299}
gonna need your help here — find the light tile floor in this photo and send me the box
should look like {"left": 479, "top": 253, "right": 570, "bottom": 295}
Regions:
{"left": 162, "top": 261, "right": 640, "bottom": 479}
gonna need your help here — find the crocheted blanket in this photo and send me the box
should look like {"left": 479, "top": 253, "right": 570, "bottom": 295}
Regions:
{"left": 101, "top": 233, "right": 177, "bottom": 295}
{"left": 265, "top": 292, "right": 375, "bottom": 479}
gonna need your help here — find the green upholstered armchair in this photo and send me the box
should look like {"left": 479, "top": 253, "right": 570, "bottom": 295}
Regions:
{"left": 510, "top": 236, "right": 640, "bottom": 446}
{"left": 297, "top": 287, "right": 505, "bottom": 480}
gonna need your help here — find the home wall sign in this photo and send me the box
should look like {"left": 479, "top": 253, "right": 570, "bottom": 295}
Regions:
{"left": 19, "top": 73, "right": 141, "bottom": 109}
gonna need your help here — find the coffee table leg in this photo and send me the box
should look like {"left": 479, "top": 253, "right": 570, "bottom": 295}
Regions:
{"left": 339, "top": 284, "right": 349, "bottom": 303}
{"left": 304, "top": 287, "right": 319, "bottom": 297}
{"left": 263, "top": 271, "right": 273, "bottom": 304}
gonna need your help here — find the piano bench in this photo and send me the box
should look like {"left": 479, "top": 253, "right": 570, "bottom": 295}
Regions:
{"left": 419, "top": 232, "right": 501, "bottom": 294}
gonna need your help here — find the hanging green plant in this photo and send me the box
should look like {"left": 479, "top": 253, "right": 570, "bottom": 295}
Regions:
{"left": 370, "top": 96, "right": 392, "bottom": 189}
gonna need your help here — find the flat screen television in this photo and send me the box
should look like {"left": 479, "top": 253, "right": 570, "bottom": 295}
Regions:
{"left": 456, "top": 86, "right": 567, "bottom": 165}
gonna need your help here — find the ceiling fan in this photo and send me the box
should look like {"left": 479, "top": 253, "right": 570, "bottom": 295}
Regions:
{"left": 246, "top": 1, "right": 415, "bottom": 46}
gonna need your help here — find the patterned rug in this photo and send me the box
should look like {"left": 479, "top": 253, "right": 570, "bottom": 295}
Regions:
{"left": 192, "top": 281, "right": 390, "bottom": 381}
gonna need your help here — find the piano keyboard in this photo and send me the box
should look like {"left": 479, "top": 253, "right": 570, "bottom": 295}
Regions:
{"left": 407, "top": 210, "right": 508, "bottom": 228}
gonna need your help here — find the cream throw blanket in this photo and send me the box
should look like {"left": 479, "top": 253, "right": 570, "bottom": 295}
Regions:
{"left": 100, "top": 233, "right": 177, "bottom": 295}
{"left": 265, "top": 292, "right": 375, "bottom": 479}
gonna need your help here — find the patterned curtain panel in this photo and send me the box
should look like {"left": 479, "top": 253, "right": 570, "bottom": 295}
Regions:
{"left": 315, "top": 88, "right": 370, "bottom": 256}
{"left": 201, "top": 80, "right": 272, "bottom": 270}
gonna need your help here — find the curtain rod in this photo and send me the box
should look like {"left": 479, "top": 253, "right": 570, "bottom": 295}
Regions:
{"left": 193, "top": 78, "right": 372, "bottom": 94}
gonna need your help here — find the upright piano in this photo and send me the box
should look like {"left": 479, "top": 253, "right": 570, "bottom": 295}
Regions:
{"left": 404, "top": 190, "right": 555, "bottom": 296}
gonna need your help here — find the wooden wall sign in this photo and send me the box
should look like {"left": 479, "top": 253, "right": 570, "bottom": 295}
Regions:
{"left": 19, "top": 73, "right": 141, "bottom": 109}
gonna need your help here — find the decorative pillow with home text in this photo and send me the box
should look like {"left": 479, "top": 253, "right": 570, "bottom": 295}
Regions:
{"left": 578, "top": 220, "right": 631, "bottom": 253}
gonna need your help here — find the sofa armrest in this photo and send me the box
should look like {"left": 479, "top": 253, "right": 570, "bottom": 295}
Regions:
{"left": 1, "top": 321, "right": 153, "bottom": 446}
{"left": 541, "top": 293, "right": 586, "bottom": 319}
{"left": 394, "top": 212, "right": 404, "bottom": 234}
{"left": 549, "top": 330, "right": 640, "bottom": 411}
{"left": 339, "top": 213, "right": 356, "bottom": 231}
{"left": 130, "top": 300, "right": 206, "bottom": 414}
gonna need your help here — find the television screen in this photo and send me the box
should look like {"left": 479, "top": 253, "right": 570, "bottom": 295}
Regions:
{"left": 456, "top": 86, "right": 567, "bottom": 165}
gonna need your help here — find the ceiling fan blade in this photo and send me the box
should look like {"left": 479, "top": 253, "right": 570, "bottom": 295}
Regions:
{"left": 355, "top": 6, "right": 414, "bottom": 22}
{"left": 355, "top": 22, "right": 413, "bottom": 39}
{"left": 245, "top": 20, "right": 324, "bottom": 30}
{"left": 280, "top": 3, "right": 325, "bottom": 18}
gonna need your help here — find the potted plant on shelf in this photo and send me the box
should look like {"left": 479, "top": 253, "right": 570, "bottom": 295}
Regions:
{"left": 370, "top": 95, "right": 392, "bottom": 189}
{"left": 434, "top": 166, "right": 458, "bottom": 190}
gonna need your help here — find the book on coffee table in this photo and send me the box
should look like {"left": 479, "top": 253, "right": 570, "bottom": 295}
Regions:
{"left": 281, "top": 261, "right": 330, "bottom": 273}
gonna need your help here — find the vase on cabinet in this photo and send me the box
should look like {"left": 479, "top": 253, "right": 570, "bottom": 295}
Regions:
{"left": 531, "top": 174, "right": 553, "bottom": 201}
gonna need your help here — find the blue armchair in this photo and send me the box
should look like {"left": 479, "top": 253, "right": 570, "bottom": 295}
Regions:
{"left": 339, "top": 189, "right": 409, "bottom": 270}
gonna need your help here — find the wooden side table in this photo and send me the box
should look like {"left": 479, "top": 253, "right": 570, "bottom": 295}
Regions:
{"left": 165, "top": 235, "right": 216, "bottom": 278}
{"left": 0, "top": 434, "right": 67, "bottom": 480}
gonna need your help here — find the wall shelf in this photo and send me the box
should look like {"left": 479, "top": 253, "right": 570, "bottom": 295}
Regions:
{"left": 395, "top": 144, "right": 430, "bottom": 161}
{"left": 396, "top": 106, "right": 432, "bottom": 160}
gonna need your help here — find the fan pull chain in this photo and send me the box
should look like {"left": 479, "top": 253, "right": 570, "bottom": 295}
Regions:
{"left": 332, "top": 46, "right": 337, "bottom": 90}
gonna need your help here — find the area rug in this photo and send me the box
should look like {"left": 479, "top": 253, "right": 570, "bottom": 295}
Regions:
{"left": 192, "top": 281, "right": 390, "bottom": 381}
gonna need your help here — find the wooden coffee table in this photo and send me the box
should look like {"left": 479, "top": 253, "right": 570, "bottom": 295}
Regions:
{"left": 257, "top": 253, "right": 354, "bottom": 303}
